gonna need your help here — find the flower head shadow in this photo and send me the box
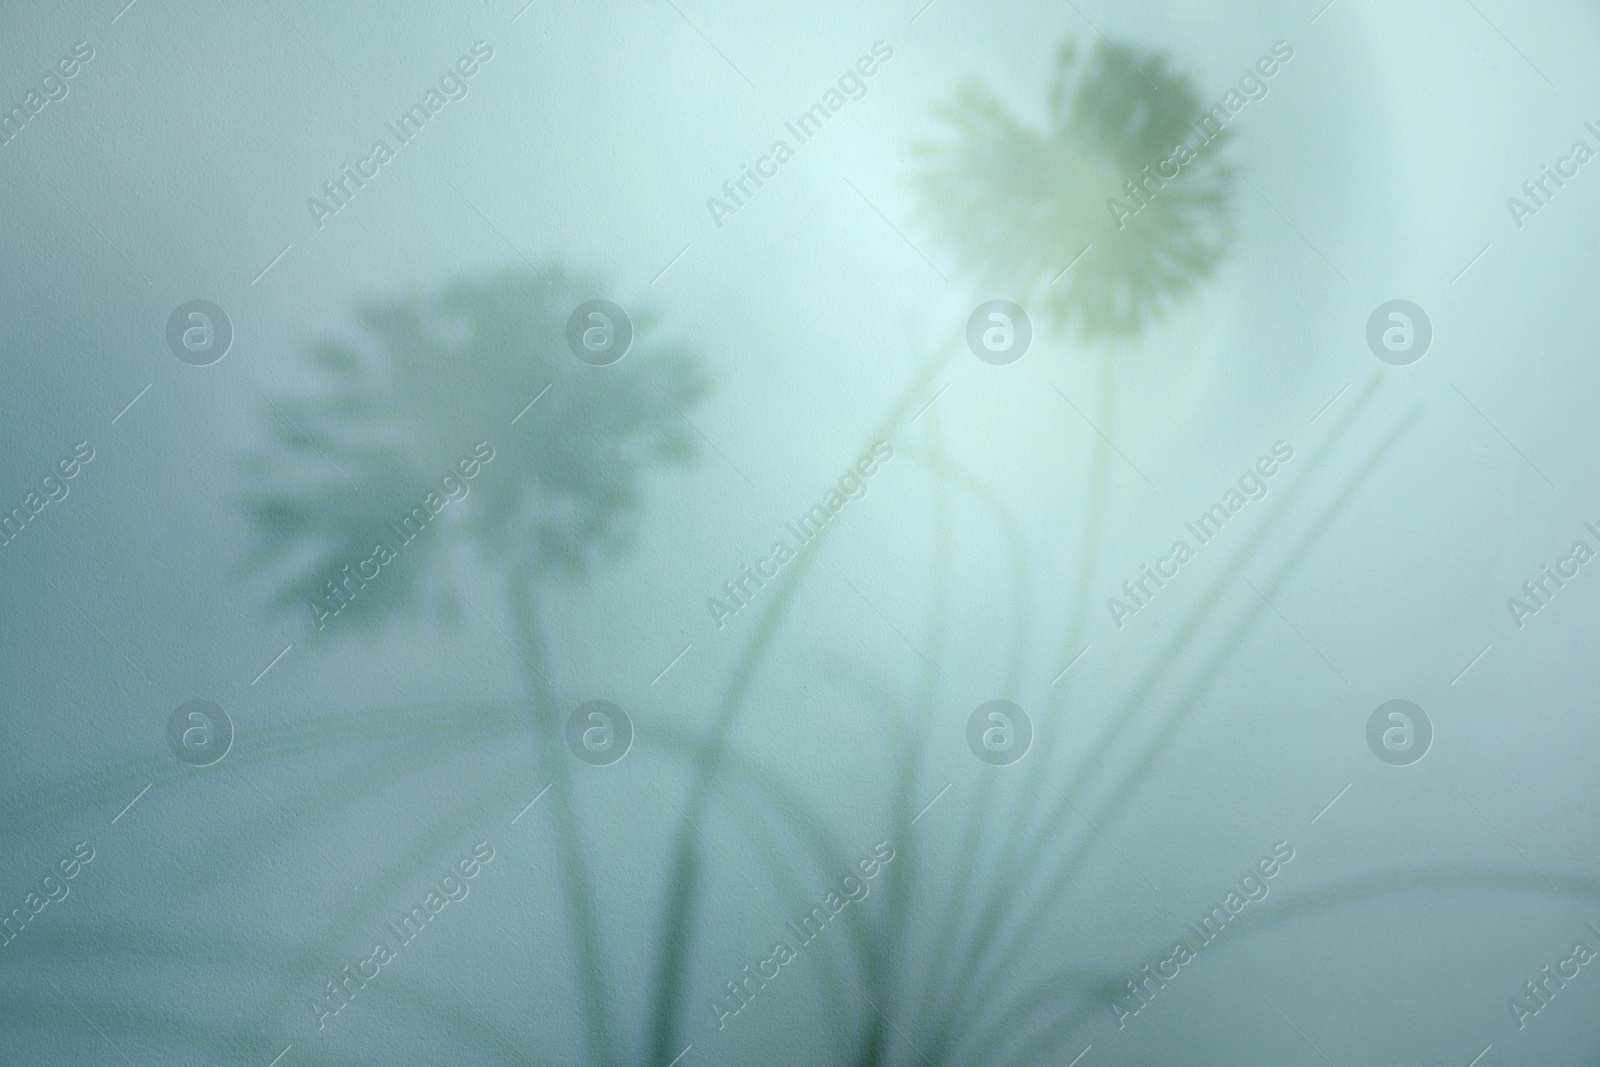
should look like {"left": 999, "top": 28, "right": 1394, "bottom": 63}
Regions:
{"left": 239, "top": 266, "right": 708, "bottom": 632}
{"left": 912, "top": 40, "right": 1236, "bottom": 342}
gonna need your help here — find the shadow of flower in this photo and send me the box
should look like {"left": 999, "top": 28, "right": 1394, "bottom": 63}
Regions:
{"left": 912, "top": 41, "right": 1235, "bottom": 341}
{"left": 240, "top": 266, "right": 708, "bottom": 633}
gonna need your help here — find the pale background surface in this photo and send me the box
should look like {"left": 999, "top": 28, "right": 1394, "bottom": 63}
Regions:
{"left": 1, "top": 0, "right": 1598, "bottom": 1064}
